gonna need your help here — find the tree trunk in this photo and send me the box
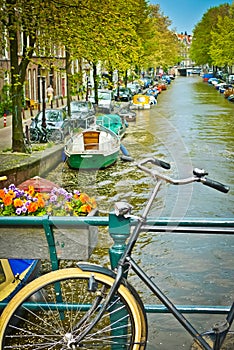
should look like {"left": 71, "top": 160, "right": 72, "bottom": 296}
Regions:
{"left": 8, "top": 2, "right": 26, "bottom": 153}
{"left": 93, "top": 63, "right": 98, "bottom": 106}
{"left": 65, "top": 48, "right": 72, "bottom": 117}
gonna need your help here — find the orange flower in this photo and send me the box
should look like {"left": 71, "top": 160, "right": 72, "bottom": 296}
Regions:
{"left": 27, "top": 201, "right": 38, "bottom": 213}
{"left": 80, "top": 204, "right": 92, "bottom": 213}
{"left": 27, "top": 185, "right": 35, "bottom": 196}
{"left": 79, "top": 193, "right": 90, "bottom": 204}
{"left": 13, "top": 198, "right": 23, "bottom": 207}
{"left": 37, "top": 197, "right": 45, "bottom": 208}
{"left": 35, "top": 193, "right": 45, "bottom": 208}
{"left": 73, "top": 193, "right": 80, "bottom": 199}
{"left": 8, "top": 190, "right": 16, "bottom": 198}
{"left": 3, "top": 194, "right": 13, "bottom": 206}
{"left": 0, "top": 189, "right": 5, "bottom": 199}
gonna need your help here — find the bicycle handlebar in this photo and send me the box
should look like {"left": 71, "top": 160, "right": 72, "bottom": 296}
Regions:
{"left": 137, "top": 157, "right": 230, "bottom": 194}
{"left": 137, "top": 157, "right": 171, "bottom": 169}
{"left": 199, "top": 177, "right": 230, "bottom": 193}
{"left": 150, "top": 158, "right": 171, "bottom": 170}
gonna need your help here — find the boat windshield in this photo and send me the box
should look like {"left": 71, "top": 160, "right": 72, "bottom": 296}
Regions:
{"left": 99, "top": 92, "right": 111, "bottom": 101}
{"left": 71, "top": 102, "right": 89, "bottom": 112}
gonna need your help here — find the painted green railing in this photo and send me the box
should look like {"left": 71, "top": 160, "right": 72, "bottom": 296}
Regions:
{"left": 0, "top": 214, "right": 233, "bottom": 315}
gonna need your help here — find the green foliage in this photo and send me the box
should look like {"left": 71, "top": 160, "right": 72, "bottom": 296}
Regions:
{"left": 0, "top": 85, "right": 12, "bottom": 116}
{"left": 190, "top": 3, "right": 231, "bottom": 66}
{"left": 210, "top": 4, "right": 234, "bottom": 67}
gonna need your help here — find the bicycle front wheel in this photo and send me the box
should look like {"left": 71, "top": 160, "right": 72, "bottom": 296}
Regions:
{"left": 29, "top": 128, "right": 39, "bottom": 143}
{"left": 47, "top": 129, "right": 64, "bottom": 143}
{"left": 0, "top": 267, "right": 147, "bottom": 349}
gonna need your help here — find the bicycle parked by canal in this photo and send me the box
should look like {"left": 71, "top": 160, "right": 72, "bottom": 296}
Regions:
{"left": 29, "top": 109, "right": 71, "bottom": 144}
{"left": 0, "top": 158, "right": 233, "bottom": 349}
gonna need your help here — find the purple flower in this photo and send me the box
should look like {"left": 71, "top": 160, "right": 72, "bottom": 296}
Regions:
{"left": 66, "top": 193, "right": 73, "bottom": 201}
{"left": 58, "top": 188, "right": 67, "bottom": 196}
{"left": 9, "top": 184, "right": 16, "bottom": 191}
{"left": 21, "top": 206, "right": 27, "bottom": 213}
{"left": 50, "top": 194, "right": 57, "bottom": 203}
{"left": 16, "top": 207, "right": 22, "bottom": 215}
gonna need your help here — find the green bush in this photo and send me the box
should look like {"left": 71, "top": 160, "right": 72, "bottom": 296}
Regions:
{"left": 0, "top": 85, "right": 12, "bottom": 116}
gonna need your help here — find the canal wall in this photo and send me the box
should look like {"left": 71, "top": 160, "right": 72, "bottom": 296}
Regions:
{"left": 0, "top": 144, "right": 64, "bottom": 187}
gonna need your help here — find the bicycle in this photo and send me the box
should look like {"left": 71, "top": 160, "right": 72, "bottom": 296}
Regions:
{"left": 0, "top": 158, "right": 233, "bottom": 350}
{"left": 23, "top": 125, "right": 32, "bottom": 153}
{"left": 29, "top": 118, "right": 64, "bottom": 144}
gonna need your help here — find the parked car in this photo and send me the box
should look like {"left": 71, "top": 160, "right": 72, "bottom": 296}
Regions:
{"left": 140, "top": 76, "right": 153, "bottom": 89}
{"left": 89, "top": 90, "right": 115, "bottom": 112}
{"left": 113, "top": 87, "right": 132, "bottom": 102}
{"left": 127, "top": 83, "right": 142, "bottom": 95}
{"left": 30, "top": 109, "right": 71, "bottom": 143}
{"left": 63, "top": 101, "right": 95, "bottom": 128}
{"left": 228, "top": 75, "right": 234, "bottom": 84}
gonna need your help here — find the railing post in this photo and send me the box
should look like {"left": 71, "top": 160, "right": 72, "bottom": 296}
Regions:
{"left": 42, "top": 216, "right": 59, "bottom": 271}
{"left": 108, "top": 211, "right": 131, "bottom": 270}
{"left": 108, "top": 211, "right": 131, "bottom": 349}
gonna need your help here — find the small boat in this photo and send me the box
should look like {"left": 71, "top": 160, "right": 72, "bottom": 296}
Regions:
{"left": 227, "top": 94, "right": 234, "bottom": 102}
{"left": 130, "top": 94, "right": 151, "bottom": 109}
{"left": 18, "top": 176, "right": 59, "bottom": 192}
{"left": 224, "top": 88, "right": 234, "bottom": 98}
{"left": 0, "top": 259, "right": 41, "bottom": 311}
{"left": 117, "top": 107, "right": 136, "bottom": 122}
{"left": 64, "top": 124, "right": 121, "bottom": 169}
{"left": 96, "top": 114, "right": 128, "bottom": 139}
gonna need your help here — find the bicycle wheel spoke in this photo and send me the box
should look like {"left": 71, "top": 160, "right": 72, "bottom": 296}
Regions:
{"left": 0, "top": 268, "right": 147, "bottom": 349}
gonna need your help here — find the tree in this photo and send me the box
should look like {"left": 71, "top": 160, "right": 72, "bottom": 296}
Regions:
{"left": 136, "top": 4, "right": 180, "bottom": 73}
{"left": 190, "top": 3, "right": 230, "bottom": 67}
{"left": 1, "top": 0, "right": 40, "bottom": 152}
{"left": 209, "top": 4, "right": 234, "bottom": 69}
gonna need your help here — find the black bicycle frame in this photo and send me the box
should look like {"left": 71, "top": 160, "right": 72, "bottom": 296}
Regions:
{"left": 115, "top": 177, "right": 233, "bottom": 350}
{"left": 78, "top": 173, "right": 233, "bottom": 349}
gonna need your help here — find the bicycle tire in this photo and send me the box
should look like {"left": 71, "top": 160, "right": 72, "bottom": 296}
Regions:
{"left": 29, "top": 128, "right": 39, "bottom": 143}
{"left": 47, "top": 129, "right": 63, "bottom": 143}
{"left": 0, "top": 267, "right": 147, "bottom": 349}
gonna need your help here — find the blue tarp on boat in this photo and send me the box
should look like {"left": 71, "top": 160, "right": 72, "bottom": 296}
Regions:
{"left": 8, "top": 259, "right": 35, "bottom": 275}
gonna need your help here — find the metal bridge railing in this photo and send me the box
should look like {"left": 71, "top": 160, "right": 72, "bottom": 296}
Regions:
{"left": 0, "top": 214, "right": 233, "bottom": 315}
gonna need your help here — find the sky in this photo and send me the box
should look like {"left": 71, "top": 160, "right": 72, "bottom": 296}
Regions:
{"left": 149, "top": 0, "right": 233, "bottom": 35}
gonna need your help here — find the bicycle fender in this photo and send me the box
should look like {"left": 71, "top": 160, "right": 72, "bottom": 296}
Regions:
{"left": 77, "top": 262, "right": 116, "bottom": 279}
{"left": 77, "top": 261, "right": 148, "bottom": 324}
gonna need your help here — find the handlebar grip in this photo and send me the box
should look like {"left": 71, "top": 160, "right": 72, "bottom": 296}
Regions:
{"left": 151, "top": 158, "right": 171, "bottom": 170}
{"left": 201, "top": 177, "right": 230, "bottom": 193}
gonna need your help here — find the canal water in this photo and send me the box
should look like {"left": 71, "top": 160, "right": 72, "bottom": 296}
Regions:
{"left": 46, "top": 76, "right": 234, "bottom": 349}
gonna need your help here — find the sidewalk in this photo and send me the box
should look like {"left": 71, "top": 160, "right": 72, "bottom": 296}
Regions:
{"left": 0, "top": 109, "right": 34, "bottom": 150}
{"left": 0, "top": 101, "right": 67, "bottom": 180}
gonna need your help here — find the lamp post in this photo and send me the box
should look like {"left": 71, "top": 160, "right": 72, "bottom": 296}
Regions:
{"left": 41, "top": 67, "right": 46, "bottom": 129}
{"left": 84, "top": 63, "right": 90, "bottom": 101}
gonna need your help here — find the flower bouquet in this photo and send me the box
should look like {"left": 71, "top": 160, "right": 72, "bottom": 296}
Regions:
{"left": 0, "top": 184, "right": 97, "bottom": 217}
{"left": 0, "top": 184, "right": 98, "bottom": 260}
